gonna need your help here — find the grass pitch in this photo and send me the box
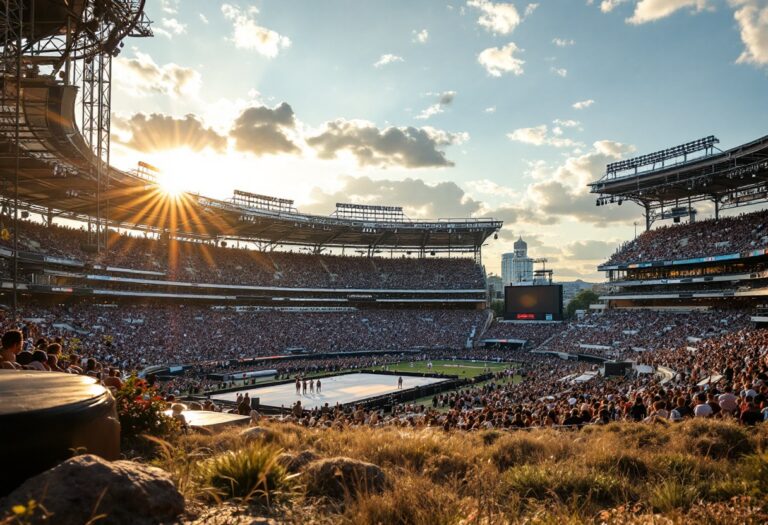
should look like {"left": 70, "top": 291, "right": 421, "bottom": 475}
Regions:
{"left": 377, "top": 359, "right": 516, "bottom": 378}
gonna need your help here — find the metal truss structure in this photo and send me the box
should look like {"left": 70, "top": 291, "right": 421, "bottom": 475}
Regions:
{"left": 590, "top": 134, "right": 768, "bottom": 231}
{"left": 0, "top": 0, "right": 152, "bottom": 310}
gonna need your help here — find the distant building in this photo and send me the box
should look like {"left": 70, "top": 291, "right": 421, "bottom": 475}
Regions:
{"left": 501, "top": 237, "right": 534, "bottom": 286}
{"left": 486, "top": 274, "right": 503, "bottom": 299}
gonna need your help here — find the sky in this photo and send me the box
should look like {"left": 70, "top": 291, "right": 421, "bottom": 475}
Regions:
{"left": 108, "top": 0, "right": 768, "bottom": 280}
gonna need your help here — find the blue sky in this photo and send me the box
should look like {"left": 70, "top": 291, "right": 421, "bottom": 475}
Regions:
{"left": 109, "top": 0, "right": 768, "bottom": 279}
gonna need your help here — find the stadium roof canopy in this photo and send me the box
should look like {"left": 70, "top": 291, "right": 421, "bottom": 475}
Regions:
{"left": 0, "top": 78, "right": 501, "bottom": 252}
{"left": 589, "top": 134, "right": 768, "bottom": 228}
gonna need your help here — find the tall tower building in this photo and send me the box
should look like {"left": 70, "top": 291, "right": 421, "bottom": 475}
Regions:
{"left": 501, "top": 237, "right": 534, "bottom": 286}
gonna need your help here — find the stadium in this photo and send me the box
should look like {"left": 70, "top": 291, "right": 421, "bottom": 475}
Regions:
{"left": 2, "top": 2, "right": 768, "bottom": 524}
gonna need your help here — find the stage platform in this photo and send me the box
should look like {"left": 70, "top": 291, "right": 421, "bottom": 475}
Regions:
{"left": 163, "top": 409, "right": 249, "bottom": 429}
{"left": 210, "top": 372, "right": 447, "bottom": 410}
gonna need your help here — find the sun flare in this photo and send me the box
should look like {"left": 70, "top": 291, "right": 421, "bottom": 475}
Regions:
{"left": 156, "top": 171, "right": 185, "bottom": 197}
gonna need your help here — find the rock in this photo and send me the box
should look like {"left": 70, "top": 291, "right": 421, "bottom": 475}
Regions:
{"left": 239, "top": 426, "right": 275, "bottom": 443}
{"left": 276, "top": 450, "right": 318, "bottom": 473}
{"left": 304, "top": 457, "right": 387, "bottom": 501}
{"left": 1, "top": 454, "right": 184, "bottom": 525}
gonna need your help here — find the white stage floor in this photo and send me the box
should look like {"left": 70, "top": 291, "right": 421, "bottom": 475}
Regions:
{"left": 210, "top": 373, "right": 447, "bottom": 410}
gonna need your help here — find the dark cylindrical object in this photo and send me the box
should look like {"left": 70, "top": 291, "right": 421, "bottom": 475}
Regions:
{"left": 0, "top": 371, "right": 120, "bottom": 495}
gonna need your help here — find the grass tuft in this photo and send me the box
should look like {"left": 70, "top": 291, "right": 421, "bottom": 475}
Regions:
{"left": 197, "top": 443, "right": 294, "bottom": 505}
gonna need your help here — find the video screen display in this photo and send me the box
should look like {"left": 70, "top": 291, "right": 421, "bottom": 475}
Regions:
{"left": 504, "top": 285, "right": 563, "bottom": 321}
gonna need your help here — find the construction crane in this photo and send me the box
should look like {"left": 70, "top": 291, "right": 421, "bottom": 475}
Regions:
{"left": 533, "top": 258, "right": 553, "bottom": 285}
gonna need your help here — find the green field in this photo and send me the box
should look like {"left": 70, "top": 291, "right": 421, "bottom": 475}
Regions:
{"left": 377, "top": 359, "right": 516, "bottom": 378}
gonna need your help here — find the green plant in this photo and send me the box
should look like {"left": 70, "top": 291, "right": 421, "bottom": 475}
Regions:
{"left": 739, "top": 453, "right": 768, "bottom": 497}
{"left": 343, "top": 474, "right": 461, "bottom": 525}
{"left": 503, "top": 464, "right": 628, "bottom": 508}
{"left": 114, "top": 375, "right": 179, "bottom": 443}
{"left": 681, "top": 419, "right": 754, "bottom": 460}
{"left": 491, "top": 434, "right": 561, "bottom": 470}
{"left": 649, "top": 480, "right": 700, "bottom": 512}
{"left": 197, "top": 443, "right": 294, "bottom": 505}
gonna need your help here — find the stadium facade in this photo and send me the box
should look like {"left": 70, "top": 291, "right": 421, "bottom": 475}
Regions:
{"left": 590, "top": 134, "right": 768, "bottom": 321}
{"left": 0, "top": 1, "right": 503, "bottom": 362}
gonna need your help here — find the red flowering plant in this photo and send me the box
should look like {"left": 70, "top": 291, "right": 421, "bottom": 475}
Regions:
{"left": 114, "top": 375, "right": 179, "bottom": 444}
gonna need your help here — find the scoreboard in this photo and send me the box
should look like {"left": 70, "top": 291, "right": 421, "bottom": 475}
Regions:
{"left": 504, "top": 284, "right": 563, "bottom": 321}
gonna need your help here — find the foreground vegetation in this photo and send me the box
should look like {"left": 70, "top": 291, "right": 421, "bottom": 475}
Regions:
{"left": 141, "top": 419, "right": 768, "bottom": 524}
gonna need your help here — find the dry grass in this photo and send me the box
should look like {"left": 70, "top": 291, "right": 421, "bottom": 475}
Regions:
{"left": 134, "top": 419, "right": 768, "bottom": 524}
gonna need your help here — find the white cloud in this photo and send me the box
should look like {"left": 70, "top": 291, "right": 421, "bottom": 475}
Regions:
{"left": 484, "top": 106, "right": 497, "bottom": 113}
{"left": 600, "top": 0, "right": 629, "bottom": 12}
{"left": 160, "top": 18, "right": 186, "bottom": 36}
{"left": 467, "top": 0, "right": 523, "bottom": 34}
{"left": 112, "top": 113, "right": 226, "bottom": 153}
{"left": 731, "top": 0, "right": 768, "bottom": 67}
{"left": 413, "top": 29, "right": 429, "bottom": 43}
{"left": 199, "top": 14, "right": 209, "bottom": 24}
{"left": 415, "top": 91, "right": 456, "bottom": 120}
{"left": 221, "top": 4, "right": 291, "bottom": 58}
{"left": 627, "top": 0, "right": 711, "bottom": 24}
{"left": 478, "top": 42, "right": 525, "bottom": 76}
{"left": 307, "top": 120, "right": 468, "bottom": 168}
{"left": 525, "top": 3, "right": 539, "bottom": 16}
{"left": 552, "top": 37, "right": 575, "bottom": 47}
{"left": 572, "top": 99, "right": 595, "bottom": 109}
{"left": 507, "top": 125, "right": 582, "bottom": 148}
{"left": 551, "top": 66, "right": 568, "bottom": 77}
{"left": 113, "top": 52, "right": 201, "bottom": 97}
{"left": 374, "top": 54, "right": 405, "bottom": 68}
{"left": 553, "top": 119, "right": 580, "bottom": 127}
{"left": 160, "top": 0, "right": 179, "bottom": 14}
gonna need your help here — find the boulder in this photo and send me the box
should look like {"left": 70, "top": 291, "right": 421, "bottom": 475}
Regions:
{"left": 239, "top": 426, "right": 275, "bottom": 443}
{"left": 276, "top": 450, "right": 318, "bottom": 473}
{"left": 304, "top": 457, "right": 387, "bottom": 501}
{"left": 1, "top": 454, "right": 184, "bottom": 525}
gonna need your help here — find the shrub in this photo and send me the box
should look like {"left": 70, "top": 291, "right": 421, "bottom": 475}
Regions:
{"left": 587, "top": 452, "right": 649, "bottom": 479}
{"left": 343, "top": 474, "right": 461, "bottom": 525}
{"left": 480, "top": 429, "right": 502, "bottom": 446}
{"left": 680, "top": 419, "right": 754, "bottom": 460}
{"left": 114, "top": 375, "right": 178, "bottom": 444}
{"left": 491, "top": 434, "right": 562, "bottom": 471}
{"left": 423, "top": 453, "right": 472, "bottom": 484}
{"left": 739, "top": 453, "right": 768, "bottom": 497}
{"left": 503, "top": 464, "right": 629, "bottom": 507}
{"left": 648, "top": 453, "right": 725, "bottom": 484}
{"left": 197, "top": 443, "right": 292, "bottom": 504}
{"left": 304, "top": 457, "right": 388, "bottom": 502}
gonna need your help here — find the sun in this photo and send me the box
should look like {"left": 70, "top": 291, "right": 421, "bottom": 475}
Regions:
{"left": 148, "top": 151, "right": 196, "bottom": 197}
{"left": 156, "top": 170, "right": 185, "bottom": 197}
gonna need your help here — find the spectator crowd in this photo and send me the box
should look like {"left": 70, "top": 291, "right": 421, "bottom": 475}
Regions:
{"left": 0, "top": 218, "right": 484, "bottom": 290}
{"left": 606, "top": 209, "right": 768, "bottom": 265}
{"left": 4, "top": 302, "right": 768, "bottom": 430}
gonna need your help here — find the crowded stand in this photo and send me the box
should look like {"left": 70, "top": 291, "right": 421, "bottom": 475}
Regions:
{"left": 4, "top": 300, "right": 768, "bottom": 429}
{"left": 279, "top": 324, "right": 768, "bottom": 430}
{"left": 605, "top": 208, "right": 768, "bottom": 265}
{"left": 0, "top": 218, "right": 485, "bottom": 290}
{"left": 480, "top": 321, "right": 566, "bottom": 349}
{"left": 541, "top": 309, "right": 750, "bottom": 359}
{"left": 13, "top": 305, "right": 488, "bottom": 370}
